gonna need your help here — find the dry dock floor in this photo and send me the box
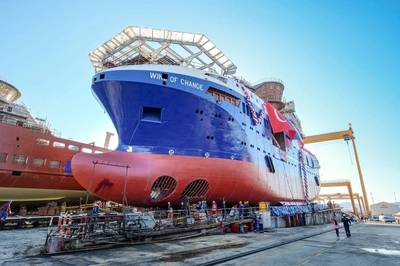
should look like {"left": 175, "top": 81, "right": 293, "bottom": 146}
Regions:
{"left": 1, "top": 223, "right": 399, "bottom": 265}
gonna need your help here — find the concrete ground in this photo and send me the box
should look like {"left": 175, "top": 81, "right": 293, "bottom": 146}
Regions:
{"left": 221, "top": 223, "right": 400, "bottom": 266}
{"left": 0, "top": 223, "right": 399, "bottom": 265}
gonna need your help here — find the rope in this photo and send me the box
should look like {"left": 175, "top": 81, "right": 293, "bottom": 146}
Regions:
{"left": 241, "top": 86, "right": 264, "bottom": 125}
{"left": 298, "top": 150, "right": 309, "bottom": 203}
{"left": 345, "top": 139, "right": 354, "bottom": 165}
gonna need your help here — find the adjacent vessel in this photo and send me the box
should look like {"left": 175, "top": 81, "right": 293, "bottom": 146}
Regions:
{"left": 0, "top": 80, "right": 107, "bottom": 202}
{"left": 72, "top": 27, "right": 321, "bottom": 206}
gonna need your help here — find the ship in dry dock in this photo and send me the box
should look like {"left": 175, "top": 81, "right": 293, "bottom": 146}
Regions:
{"left": 71, "top": 27, "right": 322, "bottom": 207}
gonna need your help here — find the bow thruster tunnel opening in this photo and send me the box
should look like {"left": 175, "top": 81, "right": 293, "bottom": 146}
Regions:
{"left": 181, "top": 179, "right": 209, "bottom": 199}
{"left": 150, "top": 175, "right": 177, "bottom": 202}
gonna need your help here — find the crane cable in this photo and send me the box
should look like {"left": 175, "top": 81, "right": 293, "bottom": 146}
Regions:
{"left": 345, "top": 137, "right": 354, "bottom": 165}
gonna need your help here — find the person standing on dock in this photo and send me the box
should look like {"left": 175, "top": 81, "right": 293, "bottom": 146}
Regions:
{"left": 211, "top": 201, "right": 217, "bottom": 218}
{"left": 202, "top": 201, "right": 208, "bottom": 217}
{"left": 238, "top": 201, "right": 244, "bottom": 219}
{"left": 229, "top": 204, "right": 238, "bottom": 220}
{"left": 0, "top": 201, "right": 12, "bottom": 221}
{"left": 333, "top": 216, "right": 340, "bottom": 239}
{"left": 167, "top": 202, "right": 174, "bottom": 223}
{"left": 92, "top": 201, "right": 101, "bottom": 216}
{"left": 243, "top": 201, "right": 250, "bottom": 218}
{"left": 253, "top": 211, "right": 259, "bottom": 232}
{"left": 258, "top": 213, "right": 264, "bottom": 233}
{"left": 196, "top": 201, "right": 202, "bottom": 211}
{"left": 341, "top": 215, "right": 352, "bottom": 237}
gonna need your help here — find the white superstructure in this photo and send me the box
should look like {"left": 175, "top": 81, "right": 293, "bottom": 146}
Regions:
{"left": 0, "top": 80, "right": 50, "bottom": 132}
{"left": 89, "top": 26, "right": 237, "bottom": 76}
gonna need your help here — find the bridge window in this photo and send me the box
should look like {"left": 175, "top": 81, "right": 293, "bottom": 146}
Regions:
{"left": 36, "top": 138, "right": 50, "bottom": 145}
{"left": 48, "top": 160, "right": 61, "bottom": 169}
{"left": 207, "top": 87, "right": 239, "bottom": 106}
{"left": 0, "top": 152, "right": 7, "bottom": 163}
{"left": 32, "top": 158, "right": 45, "bottom": 167}
{"left": 68, "top": 144, "right": 80, "bottom": 151}
{"left": 82, "top": 148, "right": 93, "bottom": 153}
{"left": 13, "top": 154, "right": 27, "bottom": 165}
{"left": 53, "top": 141, "right": 65, "bottom": 148}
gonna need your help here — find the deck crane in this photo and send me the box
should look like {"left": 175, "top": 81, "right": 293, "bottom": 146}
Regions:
{"left": 303, "top": 124, "right": 370, "bottom": 216}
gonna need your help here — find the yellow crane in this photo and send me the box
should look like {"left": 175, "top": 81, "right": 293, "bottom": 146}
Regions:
{"left": 318, "top": 192, "right": 366, "bottom": 216}
{"left": 303, "top": 124, "right": 370, "bottom": 216}
{"left": 318, "top": 180, "right": 359, "bottom": 216}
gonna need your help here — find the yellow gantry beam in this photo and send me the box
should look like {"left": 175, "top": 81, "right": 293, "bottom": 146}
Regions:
{"left": 318, "top": 193, "right": 366, "bottom": 216}
{"left": 320, "top": 180, "right": 351, "bottom": 187}
{"left": 303, "top": 124, "right": 371, "bottom": 216}
{"left": 318, "top": 180, "right": 358, "bottom": 216}
{"left": 303, "top": 129, "right": 353, "bottom": 144}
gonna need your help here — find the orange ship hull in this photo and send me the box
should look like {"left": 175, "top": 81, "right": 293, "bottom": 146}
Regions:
{"left": 72, "top": 151, "right": 310, "bottom": 206}
{"left": 0, "top": 123, "right": 106, "bottom": 202}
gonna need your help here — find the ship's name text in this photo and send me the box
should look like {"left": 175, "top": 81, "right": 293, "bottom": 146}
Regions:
{"left": 149, "top": 72, "right": 203, "bottom": 90}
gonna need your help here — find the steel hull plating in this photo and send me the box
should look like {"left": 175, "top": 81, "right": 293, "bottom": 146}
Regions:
{"left": 72, "top": 66, "right": 320, "bottom": 206}
{"left": 0, "top": 123, "right": 105, "bottom": 202}
{"left": 72, "top": 151, "right": 303, "bottom": 206}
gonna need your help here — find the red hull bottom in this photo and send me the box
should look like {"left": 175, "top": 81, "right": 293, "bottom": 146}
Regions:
{"left": 0, "top": 170, "right": 85, "bottom": 202}
{"left": 72, "top": 151, "right": 307, "bottom": 206}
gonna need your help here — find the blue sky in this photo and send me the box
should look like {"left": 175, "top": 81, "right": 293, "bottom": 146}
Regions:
{"left": 1, "top": 0, "right": 399, "bottom": 203}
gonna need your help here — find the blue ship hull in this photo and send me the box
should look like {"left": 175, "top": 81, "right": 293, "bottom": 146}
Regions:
{"left": 72, "top": 65, "right": 320, "bottom": 205}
